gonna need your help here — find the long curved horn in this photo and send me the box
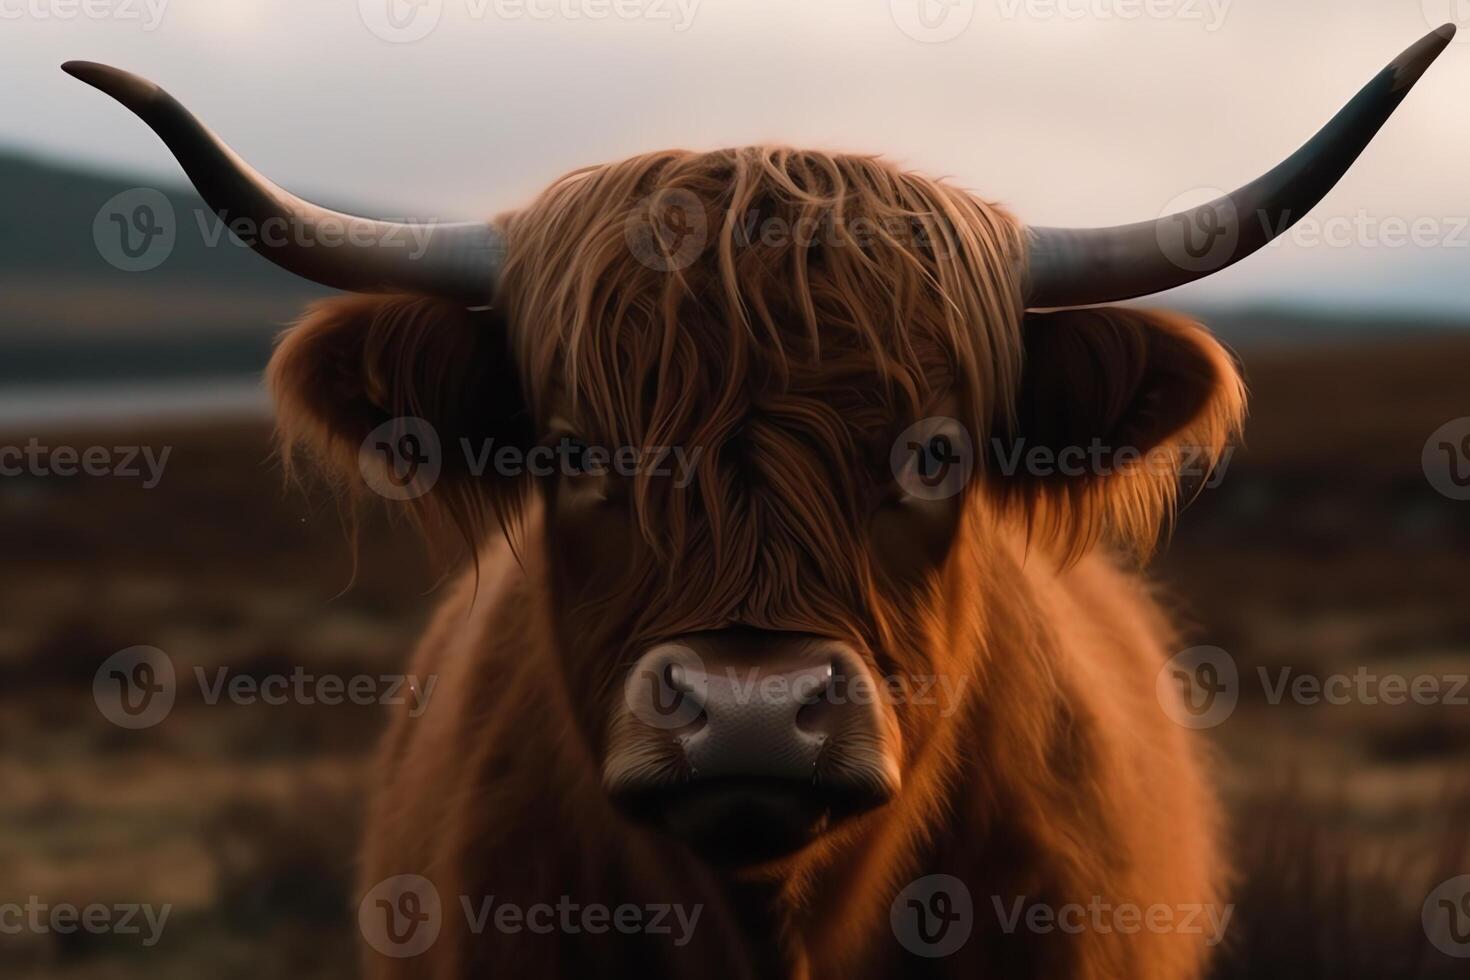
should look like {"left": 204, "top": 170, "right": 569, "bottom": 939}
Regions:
{"left": 1025, "top": 24, "right": 1456, "bottom": 309}
{"left": 62, "top": 61, "right": 503, "bottom": 307}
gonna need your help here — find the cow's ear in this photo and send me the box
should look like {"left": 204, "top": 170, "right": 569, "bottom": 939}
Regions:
{"left": 989, "top": 306, "right": 1245, "bottom": 560}
{"left": 267, "top": 293, "right": 532, "bottom": 540}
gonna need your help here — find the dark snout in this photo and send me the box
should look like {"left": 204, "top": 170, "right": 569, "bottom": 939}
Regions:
{"left": 604, "top": 630, "right": 901, "bottom": 866}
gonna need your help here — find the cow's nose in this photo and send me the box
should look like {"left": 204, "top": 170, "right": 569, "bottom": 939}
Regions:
{"left": 607, "top": 632, "right": 900, "bottom": 865}
{"left": 657, "top": 642, "right": 835, "bottom": 781}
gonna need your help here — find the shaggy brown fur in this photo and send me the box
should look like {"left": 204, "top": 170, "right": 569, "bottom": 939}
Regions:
{"left": 268, "top": 146, "right": 1244, "bottom": 978}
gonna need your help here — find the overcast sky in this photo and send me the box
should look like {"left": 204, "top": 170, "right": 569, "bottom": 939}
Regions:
{"left": 5, "top": 0, "right": 1470, "bottom": 313}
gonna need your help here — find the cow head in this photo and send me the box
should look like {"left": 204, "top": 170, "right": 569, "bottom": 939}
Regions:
{"left": 65, "top": 25, "right": 1451, "bottom": 871}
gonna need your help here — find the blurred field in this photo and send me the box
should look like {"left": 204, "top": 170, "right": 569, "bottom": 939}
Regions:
{"left": 0, "top": 419, "right": 429, "bottom": 978}
{"left": 1, "top": 334, "right": 1468, "bottom": 977}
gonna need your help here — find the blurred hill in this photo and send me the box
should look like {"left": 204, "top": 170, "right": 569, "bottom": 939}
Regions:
{"left": 0, "top": 149, "right": 328, "bottom": 384}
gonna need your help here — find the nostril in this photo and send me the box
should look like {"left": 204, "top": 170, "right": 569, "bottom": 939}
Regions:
{"left": 662, "top": 662, "right": 708, "bottom": 734}
{"left": 795, "top": 660, "right": 839, "bottom": 734}
{"left": 622, "top": 645, "right": 710, "bottom": 737}
{"left": 795, "top": 661, "right": 834, "bottom": 705}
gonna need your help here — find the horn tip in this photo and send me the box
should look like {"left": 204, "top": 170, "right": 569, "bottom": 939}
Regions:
{"left": 1385, "top": 24, "right": 1456, "bottom": 93}
{"left": 61, "top": 59, "right": 111, "bottom": 83}
{"left": 1424, "top": 22, "right": 1458, "bottom": 55}
{"left": 61, "top": 61, "right": 161, "bottom": 106}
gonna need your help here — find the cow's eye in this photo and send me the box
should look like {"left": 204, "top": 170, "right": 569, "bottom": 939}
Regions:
{"left": 541, "top": 430, "right": 619, "bottom": 496}
{"left": 557, "top": 435, "right": 591, "bottom": 475}
{"left": 884, "top": 417, "right": 971, "bottom": 504}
